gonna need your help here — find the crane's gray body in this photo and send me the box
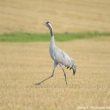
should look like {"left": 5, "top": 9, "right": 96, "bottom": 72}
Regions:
{"left": 36, "top": 21, "right": 76, "bottom": 85}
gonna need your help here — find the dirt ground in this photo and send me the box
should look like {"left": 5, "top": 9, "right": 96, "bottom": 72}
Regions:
{"left": 0, "top": 0, "right": 110, "bottom": 33}
{"left": 0, "top": 37, "right": 110, "bottom": 110}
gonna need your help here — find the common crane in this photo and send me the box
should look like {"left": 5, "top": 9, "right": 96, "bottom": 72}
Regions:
{"left": 36, "top": 21, "right": 76, "bottom": 85}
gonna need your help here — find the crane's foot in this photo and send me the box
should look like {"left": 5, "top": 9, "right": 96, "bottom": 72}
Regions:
{"left": 35, "top": 82, "right": 41, "bottom": 86}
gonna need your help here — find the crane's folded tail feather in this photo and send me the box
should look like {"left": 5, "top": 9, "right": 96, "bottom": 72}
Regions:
{"left": 71, "top": 59, "right": 77, "bottom": 75}
{"left": 72, "top": 64, "right": 76, "bottom": 75}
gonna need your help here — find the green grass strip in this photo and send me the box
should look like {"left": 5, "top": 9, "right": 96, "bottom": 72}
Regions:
{"left": 0, "top": 31, "right": 110, "bottom": 42}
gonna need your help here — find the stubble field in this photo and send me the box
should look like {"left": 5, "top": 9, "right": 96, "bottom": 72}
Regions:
{"left": 0, "top": 0, "right": 110, "bottom": 109}
{"left": 0, "top": 0, "right": 110, "bottom": 33}
{"left": 0, "top": 37, "right": 110, "bottom": 110}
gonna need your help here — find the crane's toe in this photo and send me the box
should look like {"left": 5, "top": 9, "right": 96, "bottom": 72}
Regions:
{"left": 35, "top": 82, "right": 41, "bottom": 85}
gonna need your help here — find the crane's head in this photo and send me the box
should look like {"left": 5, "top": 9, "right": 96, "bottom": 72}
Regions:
{"left": 45, "top": 21, "right": 53, "bottom": 30}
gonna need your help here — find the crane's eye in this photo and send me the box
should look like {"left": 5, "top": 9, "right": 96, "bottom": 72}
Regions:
{"left": 46, "top": 21, "right": 50, "bottom": 24}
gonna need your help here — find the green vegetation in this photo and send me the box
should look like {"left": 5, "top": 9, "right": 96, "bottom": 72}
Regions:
{"left": 0, "top": 32, "right": 110, "bottom": 42}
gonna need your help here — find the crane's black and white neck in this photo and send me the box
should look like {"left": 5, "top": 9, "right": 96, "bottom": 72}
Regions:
{"left": 45, "top": 21, "right": 56, "bottom": 60}
{"left": 45, "top": 21, "right": 54, "bottom": 37}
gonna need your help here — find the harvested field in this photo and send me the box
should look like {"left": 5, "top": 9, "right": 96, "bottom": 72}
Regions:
{"left": 0, "top": 0, "right": 110, "bottom": 33}
{"left": 0, "top": 37, "right": 110, "bottom": 109}
{"left": 0, "top": 0, "right": 110, "bottom": 109}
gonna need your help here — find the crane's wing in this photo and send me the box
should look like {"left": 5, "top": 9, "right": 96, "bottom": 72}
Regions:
{"left": 54, "top": 47, "right": 73, "bottom": 68}
{"left": 53, "top": 47, "right": 76, "bottom": 75}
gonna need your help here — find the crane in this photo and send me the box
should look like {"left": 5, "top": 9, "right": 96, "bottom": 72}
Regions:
{"left": 36, "top": 21, "right": 76, "bottom": 85}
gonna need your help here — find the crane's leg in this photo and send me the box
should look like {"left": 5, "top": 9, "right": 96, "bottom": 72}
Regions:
{"left": 35, "top": 62, "right": 57, "bottom": 85}
{"left": 59, "top": 65, "right": 67, "bottom": 85}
